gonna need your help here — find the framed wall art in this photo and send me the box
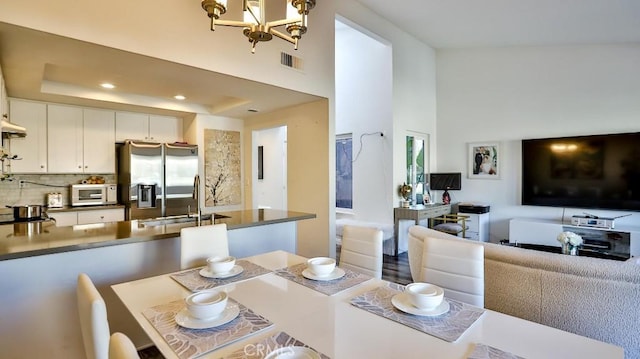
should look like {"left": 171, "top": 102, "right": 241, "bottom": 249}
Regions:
{"left": 468, "top": 142, "right": 501, "bottom": 179}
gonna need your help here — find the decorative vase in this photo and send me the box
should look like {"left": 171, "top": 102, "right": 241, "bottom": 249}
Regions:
{"left": 562, "top": 243, "right": 579, "bottom": 256}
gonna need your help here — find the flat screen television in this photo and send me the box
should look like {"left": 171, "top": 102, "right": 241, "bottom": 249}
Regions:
{"left": 522, "top": 132, "right": 640, "bottom": 211}
{"left": 429, "top": 172, "right": 462, "bottom": 190}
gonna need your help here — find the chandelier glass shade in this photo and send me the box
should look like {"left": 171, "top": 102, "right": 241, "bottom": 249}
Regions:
{"left": 201, "top": 0, "right": 316, "bottom": 53}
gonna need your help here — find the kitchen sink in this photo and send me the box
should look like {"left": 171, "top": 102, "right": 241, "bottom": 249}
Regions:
{"left": 138, "top": 214, "right": 229, "bottom": 227}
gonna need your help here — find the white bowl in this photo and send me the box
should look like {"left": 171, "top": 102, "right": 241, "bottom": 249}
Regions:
{"left": 306, "top": 257, "right": 336, "bottom": 277}
{"left": 185, "top": 290, "right": 228, "bottom": 320}
{"left": 207, "top": 256, "right": 236, "bottom": 274}
{"left": 405, "top": 283, "right": 444, "bottom": 309}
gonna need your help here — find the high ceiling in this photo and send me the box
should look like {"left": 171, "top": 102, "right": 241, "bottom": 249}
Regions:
{"left": 357, "top": 0, "right": 640, "bottom": 48}
{"left": 2, "top": 1, "right": 639, "bottom": 118}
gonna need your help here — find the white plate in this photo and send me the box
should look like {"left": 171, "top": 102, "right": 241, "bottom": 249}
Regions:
{"left": 391, "top": 292, "right": 450, "bottom": 316}
{"left": 174, "top": 303, "right": 240, "bottom": 329}
{"left": 199, "top": 265, "right": 244, "bottom": 279}
{"left": 264, "top": 346, "right": 321, "bottom": 359}
{"left": 301, "top": 267, "right": 346, "bottom": 281}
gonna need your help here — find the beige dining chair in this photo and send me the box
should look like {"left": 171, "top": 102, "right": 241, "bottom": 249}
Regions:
{"left": 420, "top": 235, "right": 485, "bottom": 307}
{"left": 77, "top": 273, "right": 111, "bottom": 359}
{"left": 180, "top": 223, "right": 229, "bottom": 269}
{"left": 109, "top": 332, "right": 140, "bottom": 359}
{"left": 339, "top": 225, "right": 384, "bottom": 279}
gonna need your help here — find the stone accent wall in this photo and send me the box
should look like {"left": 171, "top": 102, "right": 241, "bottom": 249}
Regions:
{"left": 0, "top": 174, "right": 117, "bottom": 207}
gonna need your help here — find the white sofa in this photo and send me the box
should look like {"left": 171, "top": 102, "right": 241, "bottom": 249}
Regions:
{"left": 408, "top": 225, "right": 640, "bottom": 358}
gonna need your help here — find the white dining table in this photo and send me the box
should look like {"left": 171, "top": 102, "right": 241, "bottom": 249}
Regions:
{"left": 111, "top": 250, "right": 624, "bottom": 359}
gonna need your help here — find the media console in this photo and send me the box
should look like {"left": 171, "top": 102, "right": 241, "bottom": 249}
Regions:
{"left": 508, "top": 217, "right": 639, "bottom": 258}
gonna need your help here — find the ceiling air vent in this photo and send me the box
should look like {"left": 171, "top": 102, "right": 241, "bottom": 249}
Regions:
{"left": 281, "top": 52, "right": 303, "bottom": 71}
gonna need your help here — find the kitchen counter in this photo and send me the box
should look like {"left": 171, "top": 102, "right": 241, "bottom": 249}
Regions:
{"left": 0, "top": 209, "right": 315, "bottom": 261}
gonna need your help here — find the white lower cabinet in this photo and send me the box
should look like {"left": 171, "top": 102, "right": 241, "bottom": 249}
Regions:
{"left": 50, "top": 208, "right": 124, "bottom": 226}
{"left": 77, "top": 209, "right": 123, "bottom": 224}
{"left": 461, "top": 212, "right": 490, "bottom": 242}
{"left": 49, "top": 212, "right": 78, "bottom": 227}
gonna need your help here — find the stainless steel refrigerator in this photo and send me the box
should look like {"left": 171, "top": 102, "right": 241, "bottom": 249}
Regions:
{"left": 119, "top": 140, "right": 198, "bottom": 220}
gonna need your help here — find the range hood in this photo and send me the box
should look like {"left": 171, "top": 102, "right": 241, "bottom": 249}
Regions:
{"left": 1, "top": 116, "right": 27, "bottom": 138}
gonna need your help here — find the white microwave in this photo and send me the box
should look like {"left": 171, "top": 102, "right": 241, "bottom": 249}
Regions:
{"left": 71, "top": 184, "right": 118, "bottom": 206}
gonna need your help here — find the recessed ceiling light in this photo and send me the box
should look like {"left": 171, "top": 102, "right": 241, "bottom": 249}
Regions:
{"left": 100, "top": 83, "right": 115, "bottom": 89}
{"left": 174, "top": 95, "right": 186, "bottom": 100}
{"left": 248, "top": 109, "right": 259, "bottom": 113}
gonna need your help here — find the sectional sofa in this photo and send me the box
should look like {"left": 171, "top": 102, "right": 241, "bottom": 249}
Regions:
{"left": 408, "top": 225, "right": 640, "bottom": 358}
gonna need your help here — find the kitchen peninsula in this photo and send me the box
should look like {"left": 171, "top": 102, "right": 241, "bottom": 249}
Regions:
{"left": 0, "top": 209, "right": 315, "bottom": 359}
{"left": 0, "top": 208, "right": 315, "bottom": 260}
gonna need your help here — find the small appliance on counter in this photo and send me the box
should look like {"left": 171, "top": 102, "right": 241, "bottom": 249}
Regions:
{"left": 46, "top": 193, "right": 64, "bottom": 208}
{"left": 71, "top": 184, "right": 117, "bottom": 206}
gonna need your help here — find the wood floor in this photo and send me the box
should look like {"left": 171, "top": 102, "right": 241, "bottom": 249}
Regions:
{"left": 336, "top": 245, "right": 413, "bottom": 285}
{"left": 381, "top": 251, "right": 413, "bottom": 285}
{"left": 137, "top": 249, "right": 412, "bottom": 358}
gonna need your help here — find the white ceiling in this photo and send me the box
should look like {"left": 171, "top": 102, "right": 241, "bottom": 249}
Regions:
{"left": 2, "top": 1, "right": 640, "bottom": 118}
{"left": 356, "top": 0, "right": 640, "bottom": 48}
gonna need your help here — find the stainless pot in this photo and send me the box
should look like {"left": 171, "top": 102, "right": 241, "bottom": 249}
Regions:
{"left": 7, "top": 205, "right": 44, "bottom": 221}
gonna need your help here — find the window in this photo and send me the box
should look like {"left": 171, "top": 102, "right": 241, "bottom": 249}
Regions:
{"left": 406, "top": 134, "right": 428, "bottom": 204}
{"left": 336, "top": 134, "right": 353, "bottom": 209}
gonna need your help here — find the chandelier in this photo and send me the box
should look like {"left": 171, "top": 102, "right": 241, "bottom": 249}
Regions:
{"left": 201, "top": 0, "right": 316, "bottom": 53}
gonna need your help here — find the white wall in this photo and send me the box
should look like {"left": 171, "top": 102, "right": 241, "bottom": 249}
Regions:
{"left": 335, "top": 20, "right": 393, "bottom": 224}
{"left": 253, "top": 126, "right": 287, "bottom": 210}
{"left": 336, "top": 2, "right": 438, "bottom": 223}
{"left": 242, "top": 100, "right": 330, "bottom": 258}
{"left": 436, "top": 44, "right": 640, "bottom": 242}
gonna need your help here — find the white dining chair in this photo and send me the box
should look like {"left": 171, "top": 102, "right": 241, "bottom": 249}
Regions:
{"left": 420, "top": 235, "right": 485, "bottom": 307}
{"left": 339, "top": 225, "right": 384, "bottom": 279}
{"left": 180, "top": 223, "right": 229, "bottom": 269}
{"left": 109, "top": 332, "right": 140, "bottom": 359}
{"left": 77, "top": 273, "right": 110, "bottom": 359}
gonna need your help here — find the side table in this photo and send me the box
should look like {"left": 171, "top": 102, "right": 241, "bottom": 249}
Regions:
{"left": 393, "top": 204, "right": 451, "bottom": 256}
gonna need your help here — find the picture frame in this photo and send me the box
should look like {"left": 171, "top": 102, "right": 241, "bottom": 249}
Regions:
{"left": 468, "top": 142, "right": 501, "bottom": 179}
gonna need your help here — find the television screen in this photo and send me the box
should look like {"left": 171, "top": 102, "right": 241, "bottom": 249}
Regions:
{"left": 429, "top": 172, "right": 462, "bottom": 190}
{"left": 522, "top": 132, "right": 640, "bottom": 211}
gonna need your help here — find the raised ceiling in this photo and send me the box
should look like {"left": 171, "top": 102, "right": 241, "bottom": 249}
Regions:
{"left": 356, "top": 0, "right": 640, "bottom": 48}
{"left": 2, "top": 1, "right": 640, "bottom": 118}
{"left": 0, "top": 22, "right": 321, "bottom": 118}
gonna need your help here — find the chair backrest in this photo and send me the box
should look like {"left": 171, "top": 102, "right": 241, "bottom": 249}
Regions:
{"left": 180, "top": 223, "right": 229, "bottom": 269}
{"left": 420, "top": 235, "right": 485, "bottom": 307}
{"left": 77, "top": 273, "right": 110, "bottom": 359}
{"left": 339, "top": 225, "right": 384, "bottom": 279}
{"left": 408, "top": 225, "right": 460, "bottom": 282}
{"left": 109, "top": 333, "right": 140, "bottom": 359}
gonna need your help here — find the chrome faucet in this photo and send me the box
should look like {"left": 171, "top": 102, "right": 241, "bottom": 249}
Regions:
{"left": 192, "top": 174, "right": 202, "bottom": 226}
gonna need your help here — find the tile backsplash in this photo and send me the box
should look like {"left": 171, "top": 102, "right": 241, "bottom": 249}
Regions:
{"left": 0, "top": 174, "right": 117, "bottom": 207}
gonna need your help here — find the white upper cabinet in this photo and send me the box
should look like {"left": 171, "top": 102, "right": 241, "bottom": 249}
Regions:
{"left": 83, "top": 108, "right": 116, "bottom": 173}
{"left": 47, "top": 104, "right": 83, "bottom": 173}
{"left": 115, "top": 112, "right": 149, "bottom": 142}
{"left": 8, "top": 99, "right": 48, "bottom": 173}
{"left": 116, "top": 112, "right": 182, "bottom": 143}
{"left": 149, "top": 115, "right": 183, "bottom": 143}
{"left": 47, "top": 104, "right": 115, "bottom": 174}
